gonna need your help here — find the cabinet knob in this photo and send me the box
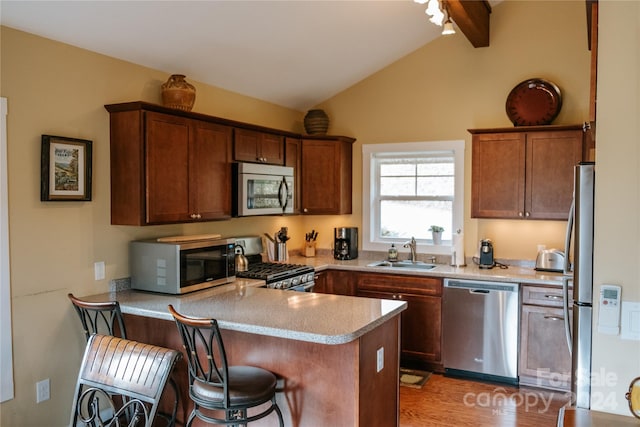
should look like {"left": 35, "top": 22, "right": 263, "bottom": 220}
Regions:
{"left": 190, "top": 213, "right": 202, "bottom": 219}
{"left": 518, "top": 212, "right": 523, "bottom": 217}
{"left": 303, "top": 208, "right": 308, "bottom": 213}
{"left": 525, "top": 212, "right": 530, "bottom": 217}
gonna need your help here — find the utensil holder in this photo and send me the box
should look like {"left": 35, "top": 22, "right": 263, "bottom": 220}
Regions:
{"left": 303, "top": 242, "right": 316, "bottom": 257}
{"left": 276, "top": 243, "right": 288, "bottom": 262}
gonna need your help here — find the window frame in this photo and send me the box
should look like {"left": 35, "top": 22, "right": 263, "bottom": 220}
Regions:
{"left": 362, "top": 140, "right": 465, "bottom": 255}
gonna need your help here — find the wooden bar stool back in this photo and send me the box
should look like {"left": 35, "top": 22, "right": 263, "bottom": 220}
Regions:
{"left": 68, "top": 293, "right": 127, "bottom": 339}
{"left": 168, "top": 305, "right": 284, "bottom": 426}
{"left": 69, "top": 334, "right": 181, "bottom": 427}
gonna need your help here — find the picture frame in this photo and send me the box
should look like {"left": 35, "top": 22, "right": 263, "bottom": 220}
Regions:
{"left": 40, "top": 135, "right": 92, "bottom": 201}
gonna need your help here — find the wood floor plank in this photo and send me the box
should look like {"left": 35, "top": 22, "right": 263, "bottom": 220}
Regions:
{"left": 400, "top": 374, "right": 570, "bottom": 426}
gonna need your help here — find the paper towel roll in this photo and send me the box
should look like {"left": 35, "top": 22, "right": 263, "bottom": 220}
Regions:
{"left": 451, "top": 233, "right": 466, "bottom": 267}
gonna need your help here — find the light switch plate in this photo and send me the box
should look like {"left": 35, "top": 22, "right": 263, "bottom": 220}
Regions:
{"left": 621, "top": 301, "right": 640, "bottom": 340}
{"left": 94, "top": 261, "right": 105, "bottom": 281}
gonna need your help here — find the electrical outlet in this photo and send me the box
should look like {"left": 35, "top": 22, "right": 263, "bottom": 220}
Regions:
{"left": 94, "top": 261, "right": 105, "bottom": 281}
{"left": 36, "top": 378, "right": 50, "bottom": 403}
{"left": 376, "top": 347, "right": 384, "bottom": 372}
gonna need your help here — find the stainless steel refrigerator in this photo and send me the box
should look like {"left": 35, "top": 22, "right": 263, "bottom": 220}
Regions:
{"left": 562, "top": 162, "right": 595, "bottom": 409}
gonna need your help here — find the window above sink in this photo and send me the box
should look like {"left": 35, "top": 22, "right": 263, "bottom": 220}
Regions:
{"left": 361, "top": 140, "right": 465, "bottom": 255}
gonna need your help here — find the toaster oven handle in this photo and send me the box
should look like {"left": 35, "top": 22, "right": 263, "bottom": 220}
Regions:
{"left": 278, "top": 177, "right": 289, "bottom": 212}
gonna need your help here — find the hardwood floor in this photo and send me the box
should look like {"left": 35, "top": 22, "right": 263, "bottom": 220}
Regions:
{"left": 400, "top": 374, "right": 571, "bottom": 427}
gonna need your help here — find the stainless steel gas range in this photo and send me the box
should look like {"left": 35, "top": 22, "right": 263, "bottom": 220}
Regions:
{"left": 234, "top": 236, "right": 315, "bottom": 292}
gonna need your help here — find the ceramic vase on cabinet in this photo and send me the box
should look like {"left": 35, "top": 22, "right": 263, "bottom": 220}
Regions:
{"left": 304, "top": 109, "right": 329, "bottom": 135}
{"left": 161, "top": 74, "right": 196, "bottom": 111}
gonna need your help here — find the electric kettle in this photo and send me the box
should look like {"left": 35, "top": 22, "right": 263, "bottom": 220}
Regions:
{"left": 234, "top": 244, "right": 249, "bottom": 272}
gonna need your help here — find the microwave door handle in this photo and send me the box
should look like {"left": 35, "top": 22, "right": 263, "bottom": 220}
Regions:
{"left": 278, "top": 177, "right": 289, "bottom": 212}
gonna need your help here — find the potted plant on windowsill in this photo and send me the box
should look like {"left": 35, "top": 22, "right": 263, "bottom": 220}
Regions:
{"left": 429, "top": 225, "right": 444, "bottom": 245}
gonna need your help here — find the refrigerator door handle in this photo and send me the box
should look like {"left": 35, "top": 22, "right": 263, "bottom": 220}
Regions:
{"left": 562, "top": 276, "right": 573, "bottom": 355}
{"left": 563, "top": 199, "right": 574, "bottom": 275}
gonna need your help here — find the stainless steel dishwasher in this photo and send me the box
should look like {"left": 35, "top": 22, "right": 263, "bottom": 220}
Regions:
{"left": 443, "top": 278, "right": 519, "bottom": 385}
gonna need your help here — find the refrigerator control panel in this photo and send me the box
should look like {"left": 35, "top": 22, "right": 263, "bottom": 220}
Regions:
{"left": 598, "top": 284, "right": 622, "bottom": 335}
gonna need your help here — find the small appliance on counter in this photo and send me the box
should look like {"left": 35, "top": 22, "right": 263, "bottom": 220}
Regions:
{"left": 478, "top": 239, "right": 495, "bottom": 269}
{"left": 130, "top": 236, "right": 236, "bottom": 294}
{"left": 334, "top": 227, "right": 358, "bottom": 260}
{"left": 534, "top": 248, "right": 566, "bottom": 272}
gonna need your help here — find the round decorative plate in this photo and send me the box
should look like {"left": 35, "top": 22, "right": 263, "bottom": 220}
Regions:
{"left": 505, "top": 78, "right": 562, "bottom": 126}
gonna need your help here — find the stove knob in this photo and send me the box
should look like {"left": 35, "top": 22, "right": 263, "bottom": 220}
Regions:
{"left": 291, "top": 276, "right": 301, "bottom": 286}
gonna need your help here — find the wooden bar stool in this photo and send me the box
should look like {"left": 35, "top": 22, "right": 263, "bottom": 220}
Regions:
{"left": 168, "top": 305, "right": 284, "bottom": 426}
{"left": 70, "top": 334, "right": 181, "bottom": 427}
{"left": 68, "top": 293, "right": 180, "bottom": 427}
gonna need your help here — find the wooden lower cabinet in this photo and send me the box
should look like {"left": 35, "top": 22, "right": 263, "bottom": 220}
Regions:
{"left": 519, "top": 284, "right": 572, "bottom": 390}
{"left": 313, "top": 269, "right": 357, "bottom": 296}
{"left": 356, "top": 272, "right": 443, "bottom": 372}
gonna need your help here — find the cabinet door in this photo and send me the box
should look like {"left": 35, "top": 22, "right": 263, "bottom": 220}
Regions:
{"left": 190, "top": 122, "right": 232, "bottom": 220}
{"left": 301, "top": 139, "right": 352, "bottom": 214}
{"left": 526, "top": 130, "right": 583, "bottom": 219}
{"left": 313, "top": 271, "right": 327, "bottom": 293}
{"left": 519, "top": 304, "right": 572, "bottom": 390}
{"left": 260, "top": 133, "right": 285, "bottom": 165}
{"left": 324, "top": 270, "right": 357, "bottom": 296}
{"left": 358, "top": 289, "right": 442, "bottom": 366}
{"left": 471, "top": 132, "right": 526, "bottom": 218}
{"left": 285, "top": 137, "right": 301, "bottom": 214}
{"left": 234, "top": 128, "right": 284, "bottom": 165}
{"left": 146, "top": 112, "right": 191, "bottom": 224}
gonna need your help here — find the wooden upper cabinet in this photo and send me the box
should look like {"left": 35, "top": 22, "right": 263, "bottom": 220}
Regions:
{"left": 285, "top": 137, "right": 302, "bottom": 214}
{"left": 105, "top": 103, "right": 232, "bottom": 225}
{"left": 234, "top": 128, "right": 284, "bottom": 165}
{"left": 301, "top": 137, "right": 355, "bottom": 215}
{"left": 470, "top": 125, "right": 585, "bottom": 220}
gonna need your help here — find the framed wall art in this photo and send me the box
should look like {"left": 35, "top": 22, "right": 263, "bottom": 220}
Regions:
{"left": 40, "top": 135, "right": 92, "bottom": 201}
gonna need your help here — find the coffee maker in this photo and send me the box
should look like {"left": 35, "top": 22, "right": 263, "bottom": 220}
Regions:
{"left": 478, "top": 239, "right": 495, "bottom": 269}
{"left": 334, "top": 227, "right": 358, "bottom": 260}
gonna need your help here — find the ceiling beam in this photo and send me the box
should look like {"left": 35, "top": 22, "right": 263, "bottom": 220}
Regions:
{"left": 447, "top": 0, "right": 492, "bottom": 48}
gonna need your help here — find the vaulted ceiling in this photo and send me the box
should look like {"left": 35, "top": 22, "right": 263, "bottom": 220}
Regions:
{"left": 0, "top": 1, "right": 494, "bottom": 112}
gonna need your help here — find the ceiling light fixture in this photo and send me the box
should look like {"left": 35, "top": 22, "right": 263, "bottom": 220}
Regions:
{"left": 414, "top": 0, "right": 456, "bottom": 35}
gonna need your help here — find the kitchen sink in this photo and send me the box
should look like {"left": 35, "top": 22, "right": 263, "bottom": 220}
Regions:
{"left": 367, "top": 260, "right": 437, "bottom": 270}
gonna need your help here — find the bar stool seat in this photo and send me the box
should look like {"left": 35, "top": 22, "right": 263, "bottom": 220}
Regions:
{"left": 191, "top": 366, "right": 277, "bottom": 407}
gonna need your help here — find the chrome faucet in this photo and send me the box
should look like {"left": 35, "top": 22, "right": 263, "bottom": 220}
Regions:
{"left": 403, "top": 237, "right": 417, "bottom": 262}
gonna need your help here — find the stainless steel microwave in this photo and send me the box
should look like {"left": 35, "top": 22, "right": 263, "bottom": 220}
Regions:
{"left": 129, "top": 237, "right": 236, "bottom": 294}
{"left": 233, "top": 162, "right": 294, "bottom": 216}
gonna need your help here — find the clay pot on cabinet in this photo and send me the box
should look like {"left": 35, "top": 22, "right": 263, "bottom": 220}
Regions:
{"left": 304, "top": 109, "right": 330, "bottom": 135}
{"left": 161, "top": 74, "right": 196, "bottom": 111}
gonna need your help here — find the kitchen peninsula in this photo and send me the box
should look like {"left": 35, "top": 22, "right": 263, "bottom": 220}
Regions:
{"left": 84, "top": 281, "right": 406, "bottom": 427}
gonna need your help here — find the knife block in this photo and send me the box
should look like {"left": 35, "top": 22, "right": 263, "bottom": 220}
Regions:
{"left": 303, "top": 241, "right": 316, "bottom": 257}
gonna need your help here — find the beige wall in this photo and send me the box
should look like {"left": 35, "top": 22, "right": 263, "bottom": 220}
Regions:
{"left": 0, "top": 27, "right": 306, "bottom": 426}
{"left": 3, "top": 0, "right": 637, "bottom": 425}
{"left": 318, "top": 0, "right": 591, "bottom": 261}
{"left": 590, "top": 0, "right": 640, "bottom": 415}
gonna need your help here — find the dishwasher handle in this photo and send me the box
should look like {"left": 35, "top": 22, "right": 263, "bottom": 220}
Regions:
{"left": 470, "top": 289, "right": 490, "bottom": 294}
{"left": 444, "top": 278, "right": 519, "bottom": 293}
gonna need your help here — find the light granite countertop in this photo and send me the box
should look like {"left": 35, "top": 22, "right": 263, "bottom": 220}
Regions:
{"left": 83, "top": 278, "right": 407, "bottom": 346}
{"left": 290, "top": 252, "right": 567, "bottom": 287}
{"left": 86, "top": 251, "right": 565, "bottom": 347}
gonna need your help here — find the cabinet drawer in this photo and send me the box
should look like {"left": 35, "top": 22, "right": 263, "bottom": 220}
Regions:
{"left": 522, "top": 284, "right": 571, "bottom": 307}
{"left": 357, "top": 273, "right": 442, "bottom": 296}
